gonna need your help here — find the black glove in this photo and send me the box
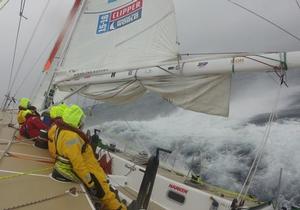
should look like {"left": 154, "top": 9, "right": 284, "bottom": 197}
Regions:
{"left": 88, "top": 183, "right": 97, "bottom": 196}
{"left": 88, "top": 174, "right": 105, "bottom": 198}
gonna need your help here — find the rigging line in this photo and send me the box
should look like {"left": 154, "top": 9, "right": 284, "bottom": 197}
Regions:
{"left": 0, "top": 129, "right": 17, "bottom": 162}
{"left": 243, "top": 56, "right": 288, "bottom": 86}
{"left": 0, "top": 0, "right": 10, "bottom": 10}
{"left": 9, "top": 0, "right": 51, "bottom": 95}
{"left": 227, "top": 0, "right": 300, "bottom": 42}
{"left": 29, "top": 72, "right": 45, "bottom": 99}
{"left": 296, "top": 0, "right": 300, "bottom": 9}
{"left": 242, "top": 99, "right": 279, "bottom": 200}
{"left": 181, "top": 52, "right": 248, "bottom": 56}
{"left": 13, "top": 33, "right": 56, "bottom": 97}
{"left": 0, "top": 167, "right": 52, "bottom": 181}
{"left": 156, "top": 66, "right": 179, "bottom": 76}
{"left": 238, "top": 69, "right": 283, "bottom": 201}
{"left": 6, "top": 0, "right": 27, "bottom": 96}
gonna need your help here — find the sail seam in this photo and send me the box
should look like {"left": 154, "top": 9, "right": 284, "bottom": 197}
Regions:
{"left": 115, "top": 10, "right": 174, "bottom": 47}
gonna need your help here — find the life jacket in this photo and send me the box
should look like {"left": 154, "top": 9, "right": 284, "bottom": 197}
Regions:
{"left": 55, "top": 119, "right": 90, "bottom": 153}
{"left": 52, "top": 120, "right": 92, "bottom": 184}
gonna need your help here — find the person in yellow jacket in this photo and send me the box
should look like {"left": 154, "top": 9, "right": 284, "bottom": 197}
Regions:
{"left": 17, "top": 98, "right": 30, "bottom": 126}
{"left": 48, "top": 104, "right": 68, "bottom": 159}
{"left": 51, "top": 105, "right": 127, "bottom": 210}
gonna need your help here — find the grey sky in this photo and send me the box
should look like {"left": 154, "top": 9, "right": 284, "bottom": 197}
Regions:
{"left": 0, "top": 0, "right": 73, "bottom": 102}
{"left": 174, "top": 0, "right": 300, "bottom": 53}
{"left": 0, "top": 0, "right": 300, "bottom": 106}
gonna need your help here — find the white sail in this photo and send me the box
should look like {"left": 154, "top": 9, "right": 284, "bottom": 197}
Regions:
{"left": 51, "top": 0, "right": 300, "bottom": 116}
{"left": 59, "top": 0, "right": 178, "bottom": 74}
{"left": 52, "top": 0, "right": 232, "bottom": 116}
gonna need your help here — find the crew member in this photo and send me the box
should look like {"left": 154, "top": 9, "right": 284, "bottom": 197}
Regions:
{"left": 52, "top": 105, "right": 127, "bottom": 210}
{"left": 20, "top": 110, "right": 48, "bottom": 139}
{"left": 17, "top": 98, "right": 30, "bottom": 126}
{"left": 48, "top": 104, "right": 68, "bottom": 159}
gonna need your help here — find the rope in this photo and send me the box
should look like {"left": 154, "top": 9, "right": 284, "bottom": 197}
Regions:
{"left": 14, "top": 32, "right": 56, "bottom": 97}
{"left": 6, "top": 0, "right": 27, "bottom": 97}
{"left": 2, "top": 187, "right": 83, "bottom": 210}
{"left": 0, "top": 129, "right": 17, "bottom": 162}
{"left": 242, "top": 55, "right": 288, "bottom": 86}
{"left": 296, "top": 0, "right": 300, "bottom": 10}
{"left": 9, "top": 0, "right": 51, "bottom": 96}
{"left": 0, "top": 167, "right": 52, "bottom": 181}
{"left": 6, "top": 152, "right": 55, "bottom": 164}
{"left": 124, "top": 163, "right": 137, "bottom": 176}
{"left": 237, "top": 66, "right": 285, "bottom": 202}
{"left": 30, "top": 72, "right": 46, "bottom": 99}
{"left": 242, "top": 89, "right": 280, "bottom": 201}
{"left": 227, "top": 0, "right": 300, "bottom": 42}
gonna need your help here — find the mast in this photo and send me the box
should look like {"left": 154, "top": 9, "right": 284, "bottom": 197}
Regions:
{"left": 41, "top": 0, "right": 87, "bottom": 109}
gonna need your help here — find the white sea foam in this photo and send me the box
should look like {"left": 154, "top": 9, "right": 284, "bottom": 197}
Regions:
{"left": 89, "top": 109, "right": 300, "bottom": 203}
{"left": 86, "top": 70, "right": 300, "bottom": 204}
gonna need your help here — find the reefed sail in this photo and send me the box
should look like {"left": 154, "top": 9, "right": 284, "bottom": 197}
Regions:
{"left": 57, "top": 0, "right": 178, "bottom": 77}
{"left": 49, "top": 0, "right": 232, "bottom": 116}
{"left": 48, "top": 0, "right": 300, "bottom": 117}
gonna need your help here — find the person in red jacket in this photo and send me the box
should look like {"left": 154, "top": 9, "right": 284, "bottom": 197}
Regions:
{"left": 20, "top": 110, "right": 49, "bottom": 139}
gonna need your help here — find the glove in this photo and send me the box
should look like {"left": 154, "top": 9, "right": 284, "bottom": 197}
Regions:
{"left": 88, "top": 183, "right": 100, "bottom": 197}
{"left": 87, "top": 174, "right": 105, "bottom": 198}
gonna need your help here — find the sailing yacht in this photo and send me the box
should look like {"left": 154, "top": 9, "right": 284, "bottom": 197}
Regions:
{"left": 1, "top": 0, "right": 300, "bottom": 209}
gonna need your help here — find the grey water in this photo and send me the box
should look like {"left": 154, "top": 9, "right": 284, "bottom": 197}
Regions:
{"left": 86, "top": 70, "right": 300, "bottom": 207}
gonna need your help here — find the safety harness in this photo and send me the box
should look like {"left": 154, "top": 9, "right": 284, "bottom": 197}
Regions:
{"left": 52, "top": 119, "right": 90, "bottom": 183}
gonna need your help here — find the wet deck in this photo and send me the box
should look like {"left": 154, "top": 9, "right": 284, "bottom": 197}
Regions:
{"left": 0, "top": 114, "right": 94, "bottom": 210}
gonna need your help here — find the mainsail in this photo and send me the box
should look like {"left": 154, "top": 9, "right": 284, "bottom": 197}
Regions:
{"left": 56, "top": 0, "right": 178, "bottom": 78}
{"left": 47, "top": 0, "right": 232, "bottom": 116}
{"left": 41, "top": 0, "right": 300, "bottom": 116}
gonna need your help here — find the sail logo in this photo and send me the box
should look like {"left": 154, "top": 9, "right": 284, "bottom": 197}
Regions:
{"left": 97, "top": 0, "right": 143, "bottom": 34}
{"left": 168, "top": 184, "right": 188, "bottom": 194}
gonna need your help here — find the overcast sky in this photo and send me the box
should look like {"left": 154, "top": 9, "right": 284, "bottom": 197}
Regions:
{"left": 0, "top": 0, "right": 300, "bottom": 107}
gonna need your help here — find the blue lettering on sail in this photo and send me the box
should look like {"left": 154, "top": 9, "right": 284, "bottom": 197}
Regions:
{"left": 97, "top": 14, "right": 111, "bottom": 34}
{"left": 96, "top": 0, "right": 143, "bottom": 34}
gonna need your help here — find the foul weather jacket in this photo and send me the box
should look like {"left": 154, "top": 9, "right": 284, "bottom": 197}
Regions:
{"left": 48, "top": 123, "right": 57, "bottom": 159}
{"left": 54, "top": 128, "right": 126, "bottom": 210}
{"left": 20, "top": 115, "right": 48, "bottom": 138}
{"left": 17, "top": 110, "right": 26, "bottom": 126}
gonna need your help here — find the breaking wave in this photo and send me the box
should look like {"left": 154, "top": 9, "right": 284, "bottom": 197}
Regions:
{"left": 86, "top": 70, "right": 300, "bottom": 207}
{"left": 90, "top": 110, "right": 300, "bottom": 203}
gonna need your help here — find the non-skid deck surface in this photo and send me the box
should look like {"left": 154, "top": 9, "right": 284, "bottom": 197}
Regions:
{"left": 0, "top": 121, "right": 93, "bottom": 210}
{"left": 116, "top": 187, "right": 165, "bottom": 210}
